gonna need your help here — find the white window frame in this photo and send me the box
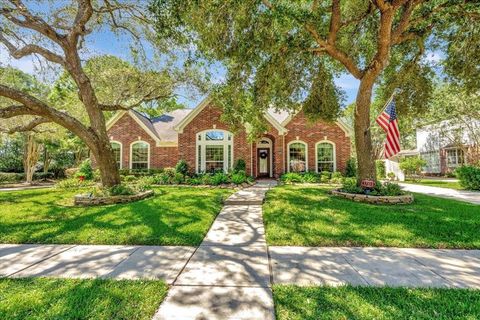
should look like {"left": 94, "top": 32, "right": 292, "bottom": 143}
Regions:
{"left": 130, "top": 140, "right": 150, "bottom": 170}
{"left": 196, "top": 129, "right": 233, "bottom": 173}
{"left": 315, "top": 141, "right": 336, "bottom": 173}
{"left": 287, "top": 140, "right": 308, "bottom": 172}
{"left": 110, "top": 140, "right": 123, "bottom": 169}
{"left": 446, "top": 148, "right": 464, "bottom": 168}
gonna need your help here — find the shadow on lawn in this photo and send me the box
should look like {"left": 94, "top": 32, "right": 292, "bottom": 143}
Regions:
{"left": 0, "top": 278, "right": 165, "bottom": 320}
{"left": 264, "top": 186, "right": 480, "bottom": 248}
{"left": 273, "top": 285, "right": 480, "bottom": 320}
{"left": 0, "top": 187, "right": 229, "bottom": 246}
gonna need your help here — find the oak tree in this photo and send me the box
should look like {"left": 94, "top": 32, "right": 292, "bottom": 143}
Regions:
{"left": 151, "top": 0, "right": 479, "bottom": 180}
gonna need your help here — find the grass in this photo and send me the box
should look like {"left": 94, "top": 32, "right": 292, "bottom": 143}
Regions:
{"left": 0, "top": 186, "right": 233, "bottom": 245}
{"left": 263, "top": 185, "right": 480, "bottom": 248}
{"left": 273, "top": 285, "right": 480, "bottom": 320}
{"left": 403, "top": 179, "right": 464, "bottom": 190}
{"left": 0, "top": 278, "right": 167, "bottom": 320}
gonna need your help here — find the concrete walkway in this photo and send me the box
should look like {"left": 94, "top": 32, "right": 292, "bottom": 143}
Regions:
{"left": 2, "top": 180, "right": 480, "bottom": 319}
{"left": 154, "top": 180, "right": 277, "bottom": 320}
{"left": 400, "top": 183, "right": 480, "bottom": 205}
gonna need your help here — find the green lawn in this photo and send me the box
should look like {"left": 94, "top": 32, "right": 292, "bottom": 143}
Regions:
{"left": 273, "top": 285, "right": 480, "bottom": 320}
{"left": 404, "top": 179, "right": 463, "bottom": 190}
{"left": 263, "top": 185, "right": 480, "bottom": 248}
{"left": 0, "top": 186, "right": 233, "bottom": 245}
{"left": 0, "top": 278, "right": 167, "bottom": 320}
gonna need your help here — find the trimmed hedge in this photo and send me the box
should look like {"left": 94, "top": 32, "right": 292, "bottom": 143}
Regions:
{"left": 455, "top": 165, "right": 480, "bottom": 191}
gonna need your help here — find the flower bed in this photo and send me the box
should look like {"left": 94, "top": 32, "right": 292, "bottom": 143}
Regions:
{"left": 331, "top": 190, "right": 414, "bottom": 204}
{"left": 74, "top": 190, "right": 154, "bottom": 206}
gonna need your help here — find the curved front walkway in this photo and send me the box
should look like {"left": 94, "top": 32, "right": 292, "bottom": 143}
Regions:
{"left": 399, "top": 183, "right": 480, "bottom": 205}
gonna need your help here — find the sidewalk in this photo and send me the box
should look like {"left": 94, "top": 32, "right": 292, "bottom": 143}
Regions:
{"left": 154, "top": 180, "right": 277, "bottom": 320}
{"left": 1, "top": 180, "right": 480, "bottom": 319}
{"left": 399, "top": 183, "right": 480, "bottom": 205}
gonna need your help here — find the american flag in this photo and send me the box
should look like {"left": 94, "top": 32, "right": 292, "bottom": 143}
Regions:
{"left": 376, "top": 99, "right": 401, "bottom": 159}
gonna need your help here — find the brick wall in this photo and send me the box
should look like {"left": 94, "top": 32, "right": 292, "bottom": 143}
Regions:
{"left": 284, "top": 111, "right": 351, "bottom": 173}
{"left": 106, "top": 107, "right": 352, "bottom": 176}
{"left": 178, "top": 103, "right": 252, "bottom": 174}
{"left": 107, "top": 113, "right": 178, "bottom": 169}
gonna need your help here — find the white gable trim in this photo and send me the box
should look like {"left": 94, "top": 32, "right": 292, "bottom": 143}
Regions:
{"left": 106, "top": 110, "right": 162, "bottom": 145}
{"left": 264, "top": 112, "right": 288, "bottom": 135}
{"left": 174, "top": 97, "right": 212, "bottom": 133}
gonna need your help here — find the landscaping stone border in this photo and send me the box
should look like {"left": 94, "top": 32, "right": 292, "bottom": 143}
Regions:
{"left": 331, "top": 190, "right": 414, "bottom": 204}
{"left": 74, "top": 190, "right": 154, "bottom": 206}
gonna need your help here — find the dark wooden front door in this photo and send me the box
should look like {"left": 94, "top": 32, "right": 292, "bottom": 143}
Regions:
{"left": 257, "top": 148, "right": 270, "bottom": 177}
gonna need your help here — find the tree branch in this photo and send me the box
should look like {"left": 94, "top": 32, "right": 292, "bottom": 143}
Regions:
{"left": 0, "top": 104, "right": 32, "bottom": 118}
{"left": 328, "top": 0, "right": 341, "bottom": 44}
{"left": 6, "top": 117, "right": 51, "bottom": 134}
{"left": 0, "top": 84, "right": 94, "bottom": 143}
{"left": 1, "top": 0, "right": 65, "bottom": 44}
{"left": 305, "top": 24, "right": 364, "bottom": 79}
{"left": 0, "top": 30, "right": 66, "bottom": 66}
{"left": 69, "top": 0, "right": 93, "bottom": 40}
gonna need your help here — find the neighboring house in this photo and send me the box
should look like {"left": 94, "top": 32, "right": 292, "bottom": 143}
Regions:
{"left": 105, "top": 97, "right": 352, "bottom": 178}
{"left": 386, "top": 119, "right": 480, "bottom": 180}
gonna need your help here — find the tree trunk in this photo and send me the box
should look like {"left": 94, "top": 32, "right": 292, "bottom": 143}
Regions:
{"left": 43, "top": 144, "right": 50, "bottom": 174}
{"left": 23, "top": 133, "right": 40, "bottom": 184}
{"left": 354, "top": 76, "right": 377, "bottom": 181}
{"left": 90, "top": 138, "right": 121, "bottom": 187}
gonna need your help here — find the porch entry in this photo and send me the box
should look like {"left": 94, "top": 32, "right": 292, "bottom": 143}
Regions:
{"left": 257, "top": 137, "right": 272, "bottom": 178}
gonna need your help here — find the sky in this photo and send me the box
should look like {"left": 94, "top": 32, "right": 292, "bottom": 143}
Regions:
{"left": 0, "top": 17, "right": 362, "bottom": 109}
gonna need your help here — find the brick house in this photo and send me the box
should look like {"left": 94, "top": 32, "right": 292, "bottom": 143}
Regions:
{"left": 106, "top": 97, "right": 352, "bottom": 178}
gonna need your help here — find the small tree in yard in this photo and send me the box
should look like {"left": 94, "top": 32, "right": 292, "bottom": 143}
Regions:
{"left": 151, "top": 0, "right": 480, "bottom": 182}
{"left": 400, "top": 156, "right": 426, "bottom": 182}
{"left": 0, "top": 1, "right": 202, "bottom": 187}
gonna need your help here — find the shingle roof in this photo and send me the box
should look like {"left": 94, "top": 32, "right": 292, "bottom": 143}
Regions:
{"left": 151, "top": 109, "right": 193, "bottom": 143}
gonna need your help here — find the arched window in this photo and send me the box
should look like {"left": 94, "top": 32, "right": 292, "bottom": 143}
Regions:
{"left": 110, "top": 141, "right": 122, "bottom": 169}
{"left": 130, "top": 141, "right": 149, "bottom": 170}
{"left": 196, "top": 130, "right": 233, "bottom": 173}
{"left": 316, "top": 141, "right": 336, "bottom": 172}
{"left": 288, "top": 141, "right": 307, "bottom": 172}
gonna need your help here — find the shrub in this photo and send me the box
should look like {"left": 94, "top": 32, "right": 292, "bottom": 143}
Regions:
{"left": 381, "top": 182, "right": 404, "bottom": 196}
{"left": 399, "top": 156, "right": 426, "bottom": 182}
{"left": 320, "top": 171, "right": 331, "bottom": 183}
{"left": 281, "top": 172, "right": 303, "bottom": 183}
{"left": 340, "top": 178, "right": 363, "bottom": 194}
{"left": 330, "top": 171, "right": 343, "bottom": 184}
{"left": 0, "top": 172, "right": 23, "bottom": 184}
{"left": 122, "top": 175, "right": 136, "bottom": 183}
{"left": 174, "top": 172, "right": 185, "bottom": 184}
{"left": 65, "top": 167, "right": 79, "bottom": 178}
{"left": 175, "top": 159, "right": 189, "bottom": 175}
{"left": 231, "top": 172, "right": 247, "bottom": 184}
{"left": 153, "top": 173, "right": 171, "bottom": 185}
{"left": 376, "top": 160, "right": 386, "bottom": 179}
{"left": 233, "top": 159, "right": 246, "bottom": 173}
{"left": 134, "top": 177, "right": 154, "bottom": 192}
{"left": 55, "top": 178, "right": 93, "bottom": 189}
{"left": 387, "top": 172, "right": 396, "bottom": 181}
{"left": 109, "top": 184, "right": 135, "bottom": 196}
{"left": 302, "top": 171, "right": 319, "bottom": 183}
{"left": 211, "top": 172, "right": 229, "bottom": 185}
{"left": 201, "top": 174, "right": 212, "bottom": 185}
{"left": 187, "top": 176, "right": 202, "bottom": 185}
{"left": 76, "top": 159, "right": 94, "bottom": 180}
{"left": 455, "top": 165, "right": 480, "bottom": 191}
{"left": 345, "top": 158, "right": 357, "bottom": 177}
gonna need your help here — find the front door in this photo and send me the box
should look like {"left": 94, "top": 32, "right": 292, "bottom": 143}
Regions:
{"left": 257, "top": 148, "right": 270, "bottom": 177}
